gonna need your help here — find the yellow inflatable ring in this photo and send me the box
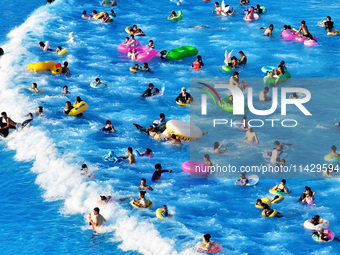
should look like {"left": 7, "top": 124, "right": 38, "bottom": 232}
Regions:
{"left": 255, "top": 198, "right": 271, "bottom": 209}
{"left": 262, "top": 209, "right": 277, "bottom": 217}
{"left": 166, "top": 120, "right": 203, "bottom": 141}
{"left": 271, "top": 195, "right": 284, "bottom": 204}
{"left": 130, "top": 199, "right": 152, "bottom": 209}
{"left": 68, "top": 101, "right": 88, "bottom": 116}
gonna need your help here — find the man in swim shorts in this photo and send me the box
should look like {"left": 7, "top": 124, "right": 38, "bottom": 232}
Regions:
{"left": 296, "top": 20, "right": 311, "bottom": 37}
{"left": 0, "top": 112, "right": 17, "bottom": 130}
{"left": 243, "top": 127, "right": 259, "bottom": 144}
{"left": 118, "top": 147, "right": 136, "bottom": 164}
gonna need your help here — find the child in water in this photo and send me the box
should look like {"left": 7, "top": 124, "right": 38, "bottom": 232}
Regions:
{"left": 168, "top": 11, "right": 178, "bottom": 19}
{"left": 192, "top": 55, "right": 204, "bottom": 69}
{"left": 39, "top": 41, "right": 53, "bottom": 51}
{"left": 131, "top": 64, "right": 140, "bottom": 72}
{"left": 133, "top": 191, "right": 148, "bottom": 208}
{"left": 136, "top": 148, "right": 153, "bottom": 157}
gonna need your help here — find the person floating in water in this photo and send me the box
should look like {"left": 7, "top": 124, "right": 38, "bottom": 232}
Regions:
{"left": 259, "top": 87, "right": 272, "bottom": 101}
{"left": 62, "top": 61, "right": 71, "bottom": 75}
{"left": 0, "top": 112, "right": 16, "bottom": 130}
{"left": 131, "top": 63, "right": 140, "bottom": 72}
{"left": 118, "top": 147, "right": 136, "bottom": 164}
{"left": 102, "top": 12, "right": 113, "bottom": 23}
{"left": 30, "top": 83, "right": 40, "bottom": 93}
{"left": 199, "top": 234, "right": 212, "bottom": 251}
{"left": 99, "top": 194, "right": 131, "bottom": 204}
{"left": 192, "top": 55, "right": 204, "bottom": 69}
{"left": 213, "top": 141, "right": 228, "bottom": 153}
{"left": 136, "top": 148, "right": 153, "bottom": 157}
{"left": 296, "top": 20, "right": 311, "bottom": 37}
{"left": 89, "top": 207, "right": 106, "bottom": 232}
{"left": 39, "top": 41, "right": 53, "bottom": 51}
{"left": 170, "top": 134, "right": 181, "bottom": 145}
{"left": 62, "top": 85, "right": 70, "bottom": 94}
{"left": 102, "top": 120, "right": 116, "bottom": 132}
{"left": 151, "top": 163, "right": 172, "bottom": 181}
{"left": 204, "top": 154, "right": 213, "bottom": 167}
{"left": 262, "top": 204, "right": 283, "bottom": 218}
{"left": 63, "top": 101, "right": 74, "bottom": 115}
{"left": 139, "top": 178, "right": 153, "bottom": 190}
{"left": 243, "top": 127, "right": 259, "bottom": 144}
{"left": 176, "top": 87, "right": 194, "bottom": 104}
{"left": 229, "top": 71, "right": 245, "bottom": 91}
{"left": 235, "top": 172, "right": 249, "bottom": 186}
{"left": 328, "top": 145, "right": 340, "bottom": 157}
{"left": 312, "top": 226, "right": 329, "bottom": 242}
{"left": 132, "top": 191, "right": 148, "bottom": 208}
{"left": 212, "top": 2, "right": 223, "bottom": 15}
{"left": 320, "top": 16, "right": 338, "bottom": 35}
{"left": 94, "top": 78, "right": 107, "bottom": 88}
{"left": 147, "top": 40, "right": 155, "bottom": 49}
{"left": 168, "top": 11, "right": 179, "bottom": 19}
{"left": 261, "top": 24, "right": 274, "bottom": 36}
{"left": 272, "top": 179, "right": 291, "bottom": 194}
{"left": 142, "top": 83, "right": 154, "bottom": 97}
{"left": 238, "top": 51, "right": 247, "bottom": 65}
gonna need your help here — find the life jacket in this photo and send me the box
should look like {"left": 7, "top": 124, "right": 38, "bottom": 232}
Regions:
{"left": 192, "top": 60, "right": 201, "bottom": 69}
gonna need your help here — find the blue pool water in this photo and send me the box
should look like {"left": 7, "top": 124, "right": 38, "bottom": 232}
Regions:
{"left": 0, "top": 0, "right": 339, "bottom": 254}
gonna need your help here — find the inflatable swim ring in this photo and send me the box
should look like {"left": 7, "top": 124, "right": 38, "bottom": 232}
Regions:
{"left": 166, "top": 120, "right": 203, "bottom": 141}
{"left": 90, "top": 82, "right": 106, "bottom": 89}
{"left": 94, "top": 12, "right": 105, "bottom": 20}
{"left": 269, "top": 188, "right": 288, "bottom": 196}
{"left": 255, "top": 198, "right": 271, "bottom": 209}
{"left": 271, "top": 195, "right": 284, "bottom": 204}
{"left": 236, "top": 175, "right": 259, "bottom": 186}
{"left": 260, "top": 6, "right": 267, "bottom": 13}
{"left": 68, "top": 101, "right": 88, "bottom": 116}
{"left": 264, "top": 71, "right": 291, "bottom": 85}
{"left": 176, "top": 98, "right": 195, "bottom": 106}
{"left": 324, "top": 155, "right": 340, "bottom": 162}
{"left": 262, "top": 209, "right": 278, "bottom": 217}
{"left": 168, "top": 10, "right": 182, "bottom": 21}
{"left": 136, "top": 46, "right": 157, "bottom": 61}
{"left": 130, "top": 199, "right": 152, "bottom": 209}
{"left": 304, "top": 218, "right": 329, "bottom": 230}
{"left": 130, "top": 67, "right": 141, "bottom": 73}
{"left": 156, "top": 208, "right": 165, "bottom": 219}
{"left": 117, "top": 40, "right": 142, "bottom": 53}
{"left": 43, "top": 41, "right": 50, "bottom": 51}
{"left": 182, "top": 161, "right": 209, "bottom": 174}
{"left": 313, "top": 230, "right": 334, "bottom": 242}
{"left": 327, "top": 30, "right": 340, "bottom": 36}
{"left": 304, "top": 40, "right": 317, "bottom": 46}
{"left": 125, "top": 26, "right": 145, "bottom": 36}
{"left": 261, "top": 65, "right": 276, "bottom": 73}
{"left": 28, "top": 88, "right": 43, "bottom": 93}
{"left": 103, "top": 150, "right": 123, "bottom": 163}
{"left": 219, "top": 96, "right": 248, "bottom": 113}
{"left": 222, "top": 65, "right": 235, "bottom": 72}
{"left": 243, "top": 13, "right": 259, "bottom": 22}
{"left": 82, "top": 14, "right": 92, "bottom": 20}
{"left": 196, "top": 241, "right": 222, "bottom": 253}
{"left": 58, "top": 48, "right": 68, "bottom": 56}
{"left": 27, "top": 61, "right": 55, "bottom": 72}
{"left": 166, "top": 46, "right": 198, "bottom": 60}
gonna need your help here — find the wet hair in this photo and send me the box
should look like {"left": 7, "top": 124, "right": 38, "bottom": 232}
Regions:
{"left": 280, "top": 61, "right": 285, "bottom": 66}
{"left": 106, "top": 120, "right": 111, "bottom": 125}
{"left": 76, "top": 96, "right": 81, "bottom": 102}
{"left": 281, "top": 179, "right": 286, "bottom": 184}
{"left": 63, "top": 85, "right": 68, "bottom": 89}
{"left": 197, "top": 55, "right": 202, "bottom": 60}
{"left": 93, "top": 10, "right": 98, "bottom": 14}
{"left": 239, "top": 51, "right": 244, "bottom": 55}
{"left": 240, "top": 172, "right": 246, "bottom": 178}
{"left": 82, "top": 163, "right": 87, "bottom": 169}
{"left": 96, "top": 78, "right": 100, "bottom": 82}
{"left": 139, "top": 191, "right": 146, "bottom": 197}
{"left": 269, "top": 24, "right": 274, "bottom": 28}
{"left": 57, "top": 46, "right": 62, "bottom": 50}
{"left": 64, "top": 61, "right": 68, "bottom": 67}
{"left": 257, "top": 199, "right": 262, "bottom": 203}
{"left": 264, "top": 87, "right": 269, "bottom": 91}
{"left": 149, "top": 83, "right": 154, "bottom": 88}
{"left": 214, "top": 2, "right": 218, "bottom": 5}
{"left": 127, "top": 147, "right": 133, "bottom": 153}
{"left": 281, "top": 159, "right": 286, "bottom": 163}
{"left": 143, "top": 63, "right": 148, "bottom": 68}
{"left": 274, "top": 141, "right": 280, "bottom": 146}
{"left": 111, "top": 9, "right": 115, "bottom": 14}
{"left": 93, "top": 207, "right": 100, "bottom": 213}
{"left": 82, "top": 10, "right": 87, "bottom": 14}
{"left": 66, "top": 101, "right": 71, "bottom": 106}
{"left": 134, "top": 64, "right": 139, "bottom": 68}
{"left": 32, "top": 83, "right": 37, "bottom": 87}
{"left": 154, "top": 88, "right": 159, "bottom": 93}
{"left": 301, "top": 20, "right": 305, "bottom": 25}
{"left": 149, "top": 40, "right": 153, "bottom": 43}
{"left": 314, "top": 215, "right": 320, "bottom": 219}
{"left": 160, "top": 113, "right": 165, "bottom": 119}
{"left": 283, "top": 25, "right": 288, "bottom": 29}
{"left": 204, "top": 154, "right": 210, "bottom": 160}
{"left": 214, "top": 142, "right": 219, "bottom": 149}
{"left": 1, "top": 112, "right": 7, "bottom": 116}
{"left": 172, "top": 11, "right": 176, "bottom": 15}
{"left": 233, "top": 71, "right": 239, "bottom": 76}
{"left": 256, "top": 4, "right": 260, "bottom": 7}
{"left": 155, "top": 163, "right": 161, "bottom": 170}
{"left": 141, "top": 178, "right": 146, "bottom": 182}
{"left": 204, "top": 233, "right": 211, "bottom": 242}
{"left": 327, "top": 16, "right": 331, "bottom": 20}
{"left": 100, "top": 195, "right": 107, "bottom": 201}
{"left": 132, "top": 24, "right": 137, "bottom": 28}
{"left": 146, "top": 148, "right": 152, "bottom": 153}
{"left": 130, "top": 34, "right": 135, "bottom": 39}
{"left": 331, "top": 145, "right": 337, "bottom": 151}
{"left": 243, "top": 115, "right": 247, "bottom": 120}
{"left": 148, "top": 125, "right": 154, "bottom": 131}
{"left": 0, "top": 48, "right": 4, "bottom": 56}
{"left": 292, "top": 93, "right": 297, "bottom": 97}
{"left": 171, "top": 134, "right": 177, "bottom": 139}
{"left": 287, "top": 25, "right": 292, "bottom": 29}
{"left": 263, "top": 204, "right": 269, "bottom": 210}
{"left": 38, "top": 106, "right": 43, "bottom": 111}
{"left": 39, "top": 41, "right": 45, "bottom": 47}
{"left": 305, "top": 186, "right": 311, "bottom": 191}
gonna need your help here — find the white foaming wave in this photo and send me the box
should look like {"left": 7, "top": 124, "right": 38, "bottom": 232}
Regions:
{"left": 0, "top": 3, "right": 180, "bottom": 255}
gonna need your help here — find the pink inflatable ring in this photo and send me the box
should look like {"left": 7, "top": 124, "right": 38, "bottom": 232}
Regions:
{"left": 182, "top": 161, "right": 209, "bottom": 174}
{"left": 117, "top": 40, "right": 142, "bottom": 53}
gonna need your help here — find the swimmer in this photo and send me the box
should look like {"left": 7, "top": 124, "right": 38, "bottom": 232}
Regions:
{"left": 240, "top": 115, "right": 248, "bottom": 130}
{"left": 263, "top": 204, "right": 283, "bottom": 218}
{"left": 312, "top": 228, "right": 329, "bottom": 242}
{"left": 204, "top": 154, "right": 213, "bottom": 167}
{"left": 320, "top": 16, "right": 338, "bottom": 35}
{"left": 62, "top": 85, "right": 70, "bottom": 94}
{"left": 141, "top": 63, "right": 151, "bottom": 72}
{"left": 153, "top": 88, "right": 162, "bottom": 96}
{"left": 264, "top": 71, "right": 279, "bottom": 85}
{"left": 212, "top": 2, "right": 223, "bottom": 15}
{"left": 73, "top": 96, "right": 82, "bottom": 107}
{"left": 168, "top": 11, "right": 178, "bottom": 19}
{"left": 0, "top": 112, "right": 17, "bottom": 130}
{"left": 224, "top": 95, "right": 233, "bottom": 104}
{"left": 102, "top": 12, "right": 113, "bottom": 23}
{"left": 192, "top": 55, "right": 204, "bottom": 69}
{"left": 170, "top": 134, "right": 182, "bottom": 145}
{"left": 235, "top": 172, "right": 248, "bottom": 186}
{"left": 92, "top": 10, "right": 98, "bottom": 19}
{"left": 127, "top": 48, "right": 138, "bottom": 60}
{"left": 238, "top": 51, "right": 247, "bottom": 65}
{"left": 118, "top": 147, "right": 136, "bottom": 164}
{"left": 328, "top": 145, "right": 340, "bottom": 157}
{"left": 310, "top": 215, "right": 321, "bottom": 226}
{"left": 243, "top": 127, "right": 259, "bottom": 144}
{"left": 229, "top": 71, "right": 245, "bottom": 91}
{"left": 56, "top": 46, "right": 62, "bottom": 54}
{"left": 99, "top": 194, "right": 131, "bottom": 204}
{"left": 39, "top": 41, "right": 53, "bottom": 51}
{"left": 89, "top": 207, "right": 106, "bottom": 231}
{"left": 245, "top": 6, "right": 254, "bottom": 20}
{"left": 255, "top": 4, "right": 262, "bottom": 14}
{"left": 272, "top": 179, "right": 291, "bottom": 194}
{"left": 300, "top": 186, "right": 315, "bottom": 202}
{"left": 259, "top": 87, "right": 272, "bottom": 101}
{"left": 62, "top": 101, "right": 74, "bottom": 115}
{"left": 82, "top": 11, "right": 92, "bottom": 20}
{"left": 30, "top": 83, "right": 39, "bottom": 93}
{"left": 139, "top": 178, "right": 154, "bottom": 191}
{"left": 94, "top": 78, "right": 107, "bottom": 88}
{"left": 199, "top": 234, "right": 212, "bottom": 252}
{"left": 151, "top": 163, "right": 172, "bottom": 181}
{"left": 147, "top": 40, "right": 155, "bottom": 49}
{"left": 269, "top": 144, "right": 283, "bottom": 164}
{"left": 62, "top": 61, "right": 71, "bottom": 75}
{"left": 80, "top": 163, "right": 93, "bottom": 177}
{"left": 296, "top": 20, "right": 311, "bottom": 37}
{"left": 213, "top": 141, "right": 228, "bottom": 153}
{"left": 160, "top": 50, "right": 168, "bottom": 59}
{"left": 110, "top": 10, "right": 116, "bottom": 19}
{"left": 261, "top": 24, "right": 274, "bottom": 36}
{"left": 289, "top": 93, "right": 298, "bottom": 99}
{"left": 136, "top": 148, "right": 153, "bottom": 157}
{"left": 160, "top": 205, "right": 172, "bottom": 217}
{"left": 102, "top": 120, "right": 116, "bottom": 132}
{"left": 229, "top": 56, "right": 239, "bottom": 68}
{"left": 132, "top": 191, "right": 148, "bottom": 208}
{"left": 189, "top": 25, "right": 210, "bottom": 29}
{"left": 240, "top": 0, "right": 250, "bottom": 6}
{"left": 160, "top": 113, "right": 166, "bottom": 123}
{"left": 0, "top": 48, "right": 3, "bottom": 56}
{"left": 131, "top": 64, "right": 140, "bottom": 72}
{"left": 176, "top": 87, "right": 193, "bottom": 104}
{"left": 142, "top": 83, "right": 154, "bottom": 97}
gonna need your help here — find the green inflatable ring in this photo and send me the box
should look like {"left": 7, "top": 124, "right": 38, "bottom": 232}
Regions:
{"left": 168, "top": 10, "right": 183, "bottom": 21}
{"left": 222, "top": 65, "right": 236, "bottom": 72}
{"left": 218, "top": 96, "right": 248, "bottom": 113}
{"left": 264, "top": 71, "right": 291, "bottom": 85}
{"left": 166, "top": 46, "right": 198, "bottom": 60}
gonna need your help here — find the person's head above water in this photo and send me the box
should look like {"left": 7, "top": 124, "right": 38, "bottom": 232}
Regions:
{"left": 141, "top": 178, "right": 146, "bottom": 184}
{"left": 106, "top": 120, "right": 112, "bottom": 125}
{"left": 82, "top": 163, "right": 87, "bottom": 169}
{"left": 281, "top": 179, "right": 286, "bottom": 185}
{"left": 269, "top": 24, "right": 274, "bottom": 29}
{"left": 264, "top": 87, "right": 269, "bottom": 93}
{"left": 155, "top": 163, "right": 162, "bottom": 170}
{"left": 92, "top": 10, "right": 98, "bottom": 14}
{"left": 214, "top": 2, "right": 219, "bottom": 7}
{"left": 64, "top": 61, "right": 68, "bottom": 67}
{"left": 65, "top": 101, "right": 71, "bottom": 108}
{"left": 39, "top": 41, "right": 45, "bottom": 47}
{"left": 95, "top": 78, "right": 101, "bottom": 82}
{"left": 331, "top": 145, "right": 337, "bottom": 152}
{"left": 82, "top": 10, "right": 86, "bottom": 15}
{"left": 127, "top": 147, "right": 133, "bottom": 154}
{"left": 240, "top": 172, "right": 246, "bottom": 179}
{"left": 38, "top": 106, "right": 43, "bottom": 113}
{"left": 149, "top": 83, "right": 154, "bottom": 89}
{"left": 171, "top": 134, "right": 177, "bottom": 139}
{"left": 327, "top": 16, "right": 331, "bottom": 21}
{"left": 181, "top": 87, "right": 186, "bottom": 93}
{"left": 214, "top": 142, "right": 219, "bottom": 149}
{"left": 154, "top": 88, "right": 159, "bottom": 93}
{"left": 93, "top": 207, "right": 100, "bottom": 214}
{"left": 257, "top": 199, "right": 262, "bottom": 204}
{"left": 145, "top": 148, "right": 152, "bottom": 154}
{"left": 32, "top": 83, "right": 37, "bottom": 88}
{"left": 1, "top": 112, "right": 7, "bottom": 117}
{"left": 233, "top": 71, "right": 239, "bottom": 77}
{"left": 301, "top": 20, "right": 306, "bottom": 25}
{"left": 76, "top": 96, "right": 81, "bottom": 102}
{"left": 204, "top": 154, "right": 210, "bottom": 161}
{"left": 172, "top": 11, "right": 176, "bottom": 15}
{"left": 0, "top": 48, "right": 4, "bottom": 56}
{"left": 160, "top": 113, "right": 165, "bottom": 119}
{"left": 203, "top": 233, "right": 211, "bottom": 242}
{"left": 197, "top": 55, "right": 202, "bottom": 61}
